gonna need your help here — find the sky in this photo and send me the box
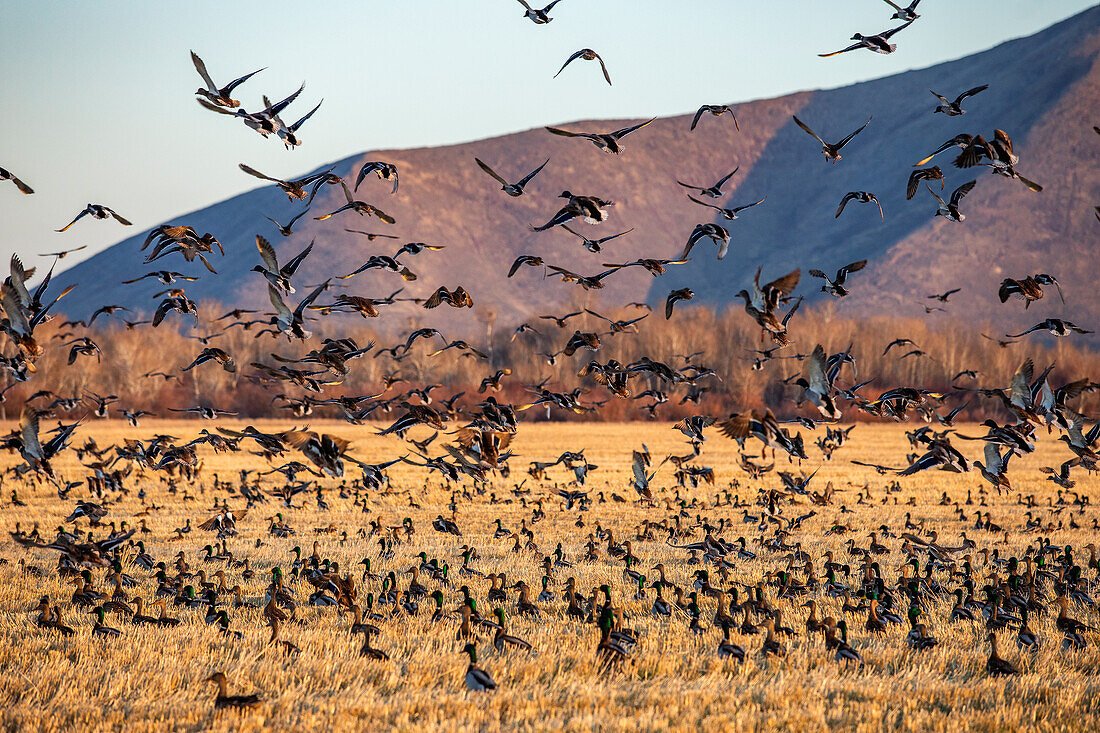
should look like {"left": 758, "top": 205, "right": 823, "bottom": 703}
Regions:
{"left": 0, "top": 1, "right": 1093, "bottom": 272}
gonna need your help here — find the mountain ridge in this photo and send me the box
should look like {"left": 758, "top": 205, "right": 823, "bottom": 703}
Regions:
{"left": 49, "top": 6, "right": 1100, "bottom": 343}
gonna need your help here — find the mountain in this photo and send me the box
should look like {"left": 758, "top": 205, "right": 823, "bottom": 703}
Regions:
{"left": 51, "top": 7, "right": 1100, "bottom": 341}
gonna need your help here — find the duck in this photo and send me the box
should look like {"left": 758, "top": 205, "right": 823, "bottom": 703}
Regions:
{"left": 516, "top": 0, "right": 561, "bottom": 24}
{"left": 359, "top": 627, "right": 390, "bottom": 660}
{"left": 474, "top": 157, "right": 549, "bottom": 197}
{"left": 931, "top": 85, "right": 988, "bottom": 116}
{"left": 985, "top": 633, "right": 1019, "bottom": 676}
{"left": 554, "top": 49, "right": 612, "bottom": 86}
{"left": 354, "top": 161, "right": 399, "bottom": 194}
{"left": 760, "top": 617, "right": 785, "bottom": 657}
{"left": 882, "top": 0, "right": 921, "bottom": 21}
{"left": 686, "top": 194, "right": 767, "bottom": 222}
{"left": 818, "top": 19, "right": 914, "bottom": 57}
{"left": 835, "top": 192, "right": 882, "bottom": 220}
{"left": 595, "top": 607, "right": 631, "bottom": 670}
{"left": 493, "top": 608, "right": 533, "bottom": 651}
{"left": 1016, "top": 609, "right": 1040, "bottom": 651}
{"left": 56, "top": 204, "right": 132, "bottom": 233}
{"left": 544, "top": 119, "right": 655, "bottom": 155}
{"left": 829, "top": 620, "right": 864, "bottom": 665}
{"left": 717, "top": 620, "right": 746, "bottom": 661}
{"left": 927, "top": 180, "right": 976, "bottom": 222}
{"left": 690, "top": 105, "right": 738, "bottom": 132}
{"left": 461, "top": 643, "right": 497, "bottom": 690}
{"left": 0, "top": 166, "right": 33, "bottom": 194}
{"left": 792, "top": 116, "right": 872, "bottom": 163}
{"left": 206, "top": 672, "right": 262, "bottom": 709}
{"left": 676, "top": 167, "right": 739, "bottom": 199}
{"left": 89, "top": 606, "right": 122, "bottom": 637}
{"left": 190, "top": 50, "right": 263, "bottom": 109}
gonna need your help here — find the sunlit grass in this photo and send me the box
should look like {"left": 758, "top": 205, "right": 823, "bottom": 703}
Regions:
{"left": 0, "top": 420, "right": 1097, "bottom": 731}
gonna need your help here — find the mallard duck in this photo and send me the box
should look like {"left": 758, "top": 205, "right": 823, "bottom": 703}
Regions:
{"left": 493, "top": 608, "right": 533, "bottom": 651}
{"left": 760, "top": 617, "right": 785, "bottom": 657}
{"left": 985, "top": 633, "right": 1019, "bottom": 676}
{"left": 206, "top": 672, "right": 262, "bottom": 709}
{"left": 717, "top": 620, "right": 745, "bottom": 661}
{"left": 89, "top": 606, "right": 122, "bottom": 637}
{"left": 359, "top": 628, "right": 390, "bottom": 660}
{"left": 461, "top": 643, "right": 496, "bottom": 690}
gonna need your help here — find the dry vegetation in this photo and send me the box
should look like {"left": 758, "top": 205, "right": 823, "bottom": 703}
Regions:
{"left": 0, "top": 420, "right": 1098, "bottom": 732}
{"left": 20, "top": 303, "right": 1100, "bottom": 422}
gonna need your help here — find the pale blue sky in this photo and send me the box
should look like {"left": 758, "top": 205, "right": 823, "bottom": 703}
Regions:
{"left": 0, "top": 1, "right": 1092, "bottom": 270}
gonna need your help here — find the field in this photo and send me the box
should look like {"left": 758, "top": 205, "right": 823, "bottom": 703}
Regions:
{"left": 1, "top": 420, "right": 1097, "bottom": 732}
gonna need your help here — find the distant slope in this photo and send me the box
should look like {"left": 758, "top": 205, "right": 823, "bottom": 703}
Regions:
{"left": 52, "top": 7, "right": 1100, "bottom": 341}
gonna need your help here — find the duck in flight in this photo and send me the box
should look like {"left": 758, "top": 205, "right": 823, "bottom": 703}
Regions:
{"left": 676, "top": 167, "right": 738, "bottom": 199}
{"left": 809, "top": 260, "right": 867, "bottom": 298}
{"left": 56, "top": 204, "right": 132, "bottom": 232}
{"left": 792, "top": 116, "right": 871, "bottom": 163}
{"left": 354, "top": 162, "right": 399, "bottom": 194}
{"left": 931, "top": 85, "right": 988, "bottom": 116}
{"left": 818, "top": 19, "right": 914, "bottom": 57}
{"left": 1008, "top": 319, "right": 1092, "bottom": 338}
{"left": 690, "top": 105, "right": 738, "bottom": 132}
{"left": 315, "top": 182, "right": 396, "bottom": 224}
{"left": 680, "top": 223, "right": 730, "bottom": 260}
{"left": 0, "top": 166, "right": 33, "bottom": 194}
{"left": 545, "top": 119, "right": 654, "bottom": 154}
{"left": 561, "top": 225, "right": 632, "bottom": 253}
{"left": 474, "top": 157, "right": 549, "bottom": 197}
{"left": 190, "top": 50, "right": 264, "bottom": 109}
{"left": 555, "top": 49, "right": 612, "bottom": 86}
{"left": 882, "top": 0, "right": 921, "bottom": 21}
{"left": 906, "top": 166, "right": 943, "bottom": 200}
{"left": 835, "top": 192, "right": 882, "bottom": 220}
{"left": 926, "top": 180, "right": 976, "bottom": 222}
{"left": 517, "top": 0, "right": 562, "bottom": 24}
{"left": 687, "top": 194, "right": 766, "bottom": 221}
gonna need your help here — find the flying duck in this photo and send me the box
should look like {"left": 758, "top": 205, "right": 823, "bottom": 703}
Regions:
{"left": 818, "top": 19, "right": 915, "bottom": 57}
{"left": 835, "top": 192, "right": 882, "bottom": 220}
{"left": 474, "top": 157, "right": 549, "bottom": 197}
{"left": 56, "top": 205, "right": 132, "bottom": 233}
{"left": 190, "top": 50, "right": 263, "bottom": 109}
{"left": 690, "top": 105, "right": 738, "bottom": 132}
{"left": 931, "top": 85, "right": 988, "bottom": 116}
{"left": 927, "top": 180, "right": 976, "bottom": 222}
{"left": 544, "top": 119, "right": 654, "bottom": 154}
{"left": 792, "top": 116, "right": 871, "bottom": 163}
{"left": 555, "top": 49, "right": 612, "bottom": 86}
{"left": 516, "top": 0, "right": 562, "bottom": 24}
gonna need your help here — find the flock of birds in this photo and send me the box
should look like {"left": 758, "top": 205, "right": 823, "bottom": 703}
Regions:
{"left": 1, "top": 0, "right": 1099, "bottom": 712}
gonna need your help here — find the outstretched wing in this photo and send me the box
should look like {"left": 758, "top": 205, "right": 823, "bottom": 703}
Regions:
{"left": 792, "top": 116, "right": 826, "bottom": 145}
{"left": 474, "top": 158, "right": 508, "bottom": 186}
{"left": 190, "top": 50, "right": 217, "bottom": 91}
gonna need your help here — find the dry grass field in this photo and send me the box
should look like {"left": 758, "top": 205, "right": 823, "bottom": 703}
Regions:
{"left": 0, "top": 420, "right": 1097, "bottom": 732}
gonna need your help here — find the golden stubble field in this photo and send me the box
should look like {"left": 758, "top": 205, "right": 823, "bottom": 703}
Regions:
{"left": 0, "top": 419, "right": 1097, "bottom": 733}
